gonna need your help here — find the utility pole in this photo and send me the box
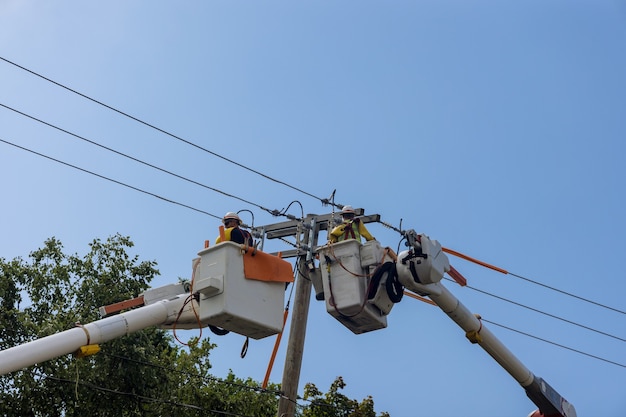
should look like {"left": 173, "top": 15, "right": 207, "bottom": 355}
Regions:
{"left": 257, "top": 211, "right": 380, "bottom": 417}
{"left": 260, "top": 214, "right": 320, "bottom": 417}
{"left": 278, "top": 254, "right": 312, "bottom": 416}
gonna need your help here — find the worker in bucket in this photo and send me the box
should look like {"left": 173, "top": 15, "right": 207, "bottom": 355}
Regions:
{"left": 216, "top": 212, "right": 254, "bottom": 246}
{"left": 329, "top": 205, "right": 375, "bottom": 243}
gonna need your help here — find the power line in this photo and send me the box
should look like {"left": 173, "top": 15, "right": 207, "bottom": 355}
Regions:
{"left": 4, "top": 130, "right": 622, "bottom": 340}
{"left": 454, "top": 279, "right": 626, "bottom": 343}
{"left": 444, "top": 248, "right": 626, "bottom": 316}
{"left": 40, "top": 369, "right": 355, "bottom": 416}
{"left": 413, "top": 282, "right": 625, "bottom": 369}
{"left": 0, "top": 137, "right": 220, "bottom": 220}
{"left": 103, "top": 352, "right": 285, "bottom": 397}
{"left": 3, "top": 108, "right": 624, "bottom": 369}
{"left": 0, "top": 55, "right": 338, "bottom": 209}
{"left": 482, "top": 319, "right": 626, "bottom": 369}
{"left": 104, "top": 350, "right": 353, "bottom": 412}
{"left": 38, "top": 372, "right": 257, "bottom": 417}
{"left": 3, "top": 56, "right": 623, "bottom": 321}
{"left": 7, "top": 54, "right": 623, "bottom": 415}
{"left": 4, "top": 130, "right": 620, "bottom": 329}
{"left": 0, "top": 102, "right": 287, "bottom": 219}
{"left": 95, "top": 352, "right": 350, "bottom": 413}
{"left": 507, "top": 270, "right": 626, "bottom": 315}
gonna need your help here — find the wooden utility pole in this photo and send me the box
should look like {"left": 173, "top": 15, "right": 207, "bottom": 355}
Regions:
{"left": 257, "top": 211, "right": 380, "bottom": 417}
{"left": 277, "top": 255, "right": 312, "bottom": 416}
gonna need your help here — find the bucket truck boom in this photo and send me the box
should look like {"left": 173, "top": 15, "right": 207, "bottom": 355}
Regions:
{"left": 316, "top": 228, "right": 576, "bottom": 417}
{"left": 396, "top": 230, "right": 576, "bottom": 417}
{"left": 0, "top": 241, "right": 293, "bottom": 376}
{"left": 0, "top": 293, "right": 191, "bottom": 375}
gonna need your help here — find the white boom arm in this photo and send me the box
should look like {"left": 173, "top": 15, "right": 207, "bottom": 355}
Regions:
{"left": 397, "top": 231, "right": 576, "bottom": 417}
{"left": 1, "top": 242, "right": 293, "bottom": 376}
{"left": 0, "top": 293, "right": 192, "bottom": 375}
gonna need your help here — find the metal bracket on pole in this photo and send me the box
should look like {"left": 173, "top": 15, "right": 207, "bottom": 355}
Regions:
{"left": 255, "top": 210, "right": 380, "bottom": 258}
{"left": 305, "top": 217, "right": 317, "bottom": 271}
{"left": 249, "top": 211, "right": 381, "bottom": 417}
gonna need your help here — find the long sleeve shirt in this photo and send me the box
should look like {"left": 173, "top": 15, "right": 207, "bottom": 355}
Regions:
{"left": 329, "top": 219, "right": 375, "bottom": 243}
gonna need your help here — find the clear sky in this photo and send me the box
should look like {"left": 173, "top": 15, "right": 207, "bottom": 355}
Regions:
{"left": 1, "top": 1, "right": 625, "bottom": 416}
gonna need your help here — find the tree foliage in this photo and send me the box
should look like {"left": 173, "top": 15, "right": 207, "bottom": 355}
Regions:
{"left": 0, "top": 235, "right": 387, "bottom": 417}
{"left": 302, "top": 377, "right": 390, "bottom": 417}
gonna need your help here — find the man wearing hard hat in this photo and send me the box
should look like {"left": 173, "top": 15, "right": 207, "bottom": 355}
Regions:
{"left": 329, "top": 205, "right": 375, "bottom": 243}
{"left": 216, "top": 212, "right": 254, "bottom": 245}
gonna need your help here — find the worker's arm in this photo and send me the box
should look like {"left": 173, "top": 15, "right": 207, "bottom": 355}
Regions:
{"left": 358, "top": 221, "right": 375, "bottom": 241}
{"left": 329, "top": 225, "right": 345, "bottom": 243}
{"left": 230, "top": 228, "right": 253, "bottom": 245}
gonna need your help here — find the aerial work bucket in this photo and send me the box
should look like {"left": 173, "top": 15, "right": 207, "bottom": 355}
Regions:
{"left": 193, "top": 241, "right": 293, "bottom": 339}
{"left": 317, "top": 239, "right": 394, "bottom": 334}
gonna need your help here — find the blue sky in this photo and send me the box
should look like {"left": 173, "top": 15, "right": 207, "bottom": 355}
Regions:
{"left": 1, "top": 1, "right": 625, "bottom": 416}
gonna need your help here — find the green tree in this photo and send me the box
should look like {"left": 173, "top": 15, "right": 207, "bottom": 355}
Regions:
{"left": 302, "top": 377, "right": 390, "bottom": 417}
{"left": 0, "top": 235, "right": 388, "bottom": 417}
{"left": 0, "top": 235, "right": 279, "bottom": 416}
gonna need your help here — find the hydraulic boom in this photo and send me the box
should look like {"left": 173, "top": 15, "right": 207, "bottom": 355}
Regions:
{"left": 0, "top": 294, "right": 192, "bottom": 375}
{"left": 396, "top": 230, "right": 576, "bottom": 417}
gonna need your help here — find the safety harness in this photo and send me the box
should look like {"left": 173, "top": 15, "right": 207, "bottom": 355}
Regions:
{"left": 339, "top": 219, "right": 361, "bottom": 242}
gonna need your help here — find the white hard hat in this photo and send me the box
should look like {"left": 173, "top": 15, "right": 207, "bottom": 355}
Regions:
{"left": 341, "top": 205, "right": 356, "bottom": 215}
{"left": 223, "top": 212, "right": 242, "bottom": 225}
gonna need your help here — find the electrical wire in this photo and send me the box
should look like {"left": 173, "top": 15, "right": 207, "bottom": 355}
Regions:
{"left": 19, "top": 94, "right": 616, "bottom": 323}
{"left": 6, "top": 132, "right": 622, "bottom": 369}
{"left": 103, "top": 352, "right": 283, "bottom": 396}
{"left": 0, "top": 102, "right": 292, "bottom": 219}
{"left": 4, "top": 54, "right": 624, "bottom": 375}
{"left": 0, "top": 55, "right": 339, "bottom": 209}
{"left": 453, "top": 279, "right": 626, "bottom": 343}
{"left": 279, "top": 200, "right": 305, "bottom": 221}
{"left": 98, "top": 352, "right": 345, "bottom": 412}
{"left": 392, "top": 237, "right": 626, "bottom": 368}
{"left": 4, "top": 56, "right": 623, "bottom": 321}
{"left": 39, "top": 368, "right": 359, "bottom": 416}
{"left": 171, "top": 293, "right": 203, "bottom": 347}
{"left": 407, "top": 294, "right": 626, "bottom": 368}
{"left": 36, "top": 372, "right": 256, "bottom": 417}
{"left": 481, "top": 319, "right": 626, "bottom": 368}
{"left": 508, "top": 270, "right": 626, "bottom": 315}
{"left": 9, "top": 54, "right": 624, "bottom": 415}
{"left": 442, "top": 246, "right": 625, "bottom": 315}
{"left": 0, "top": 137, "right": 221, "bottom": 220}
